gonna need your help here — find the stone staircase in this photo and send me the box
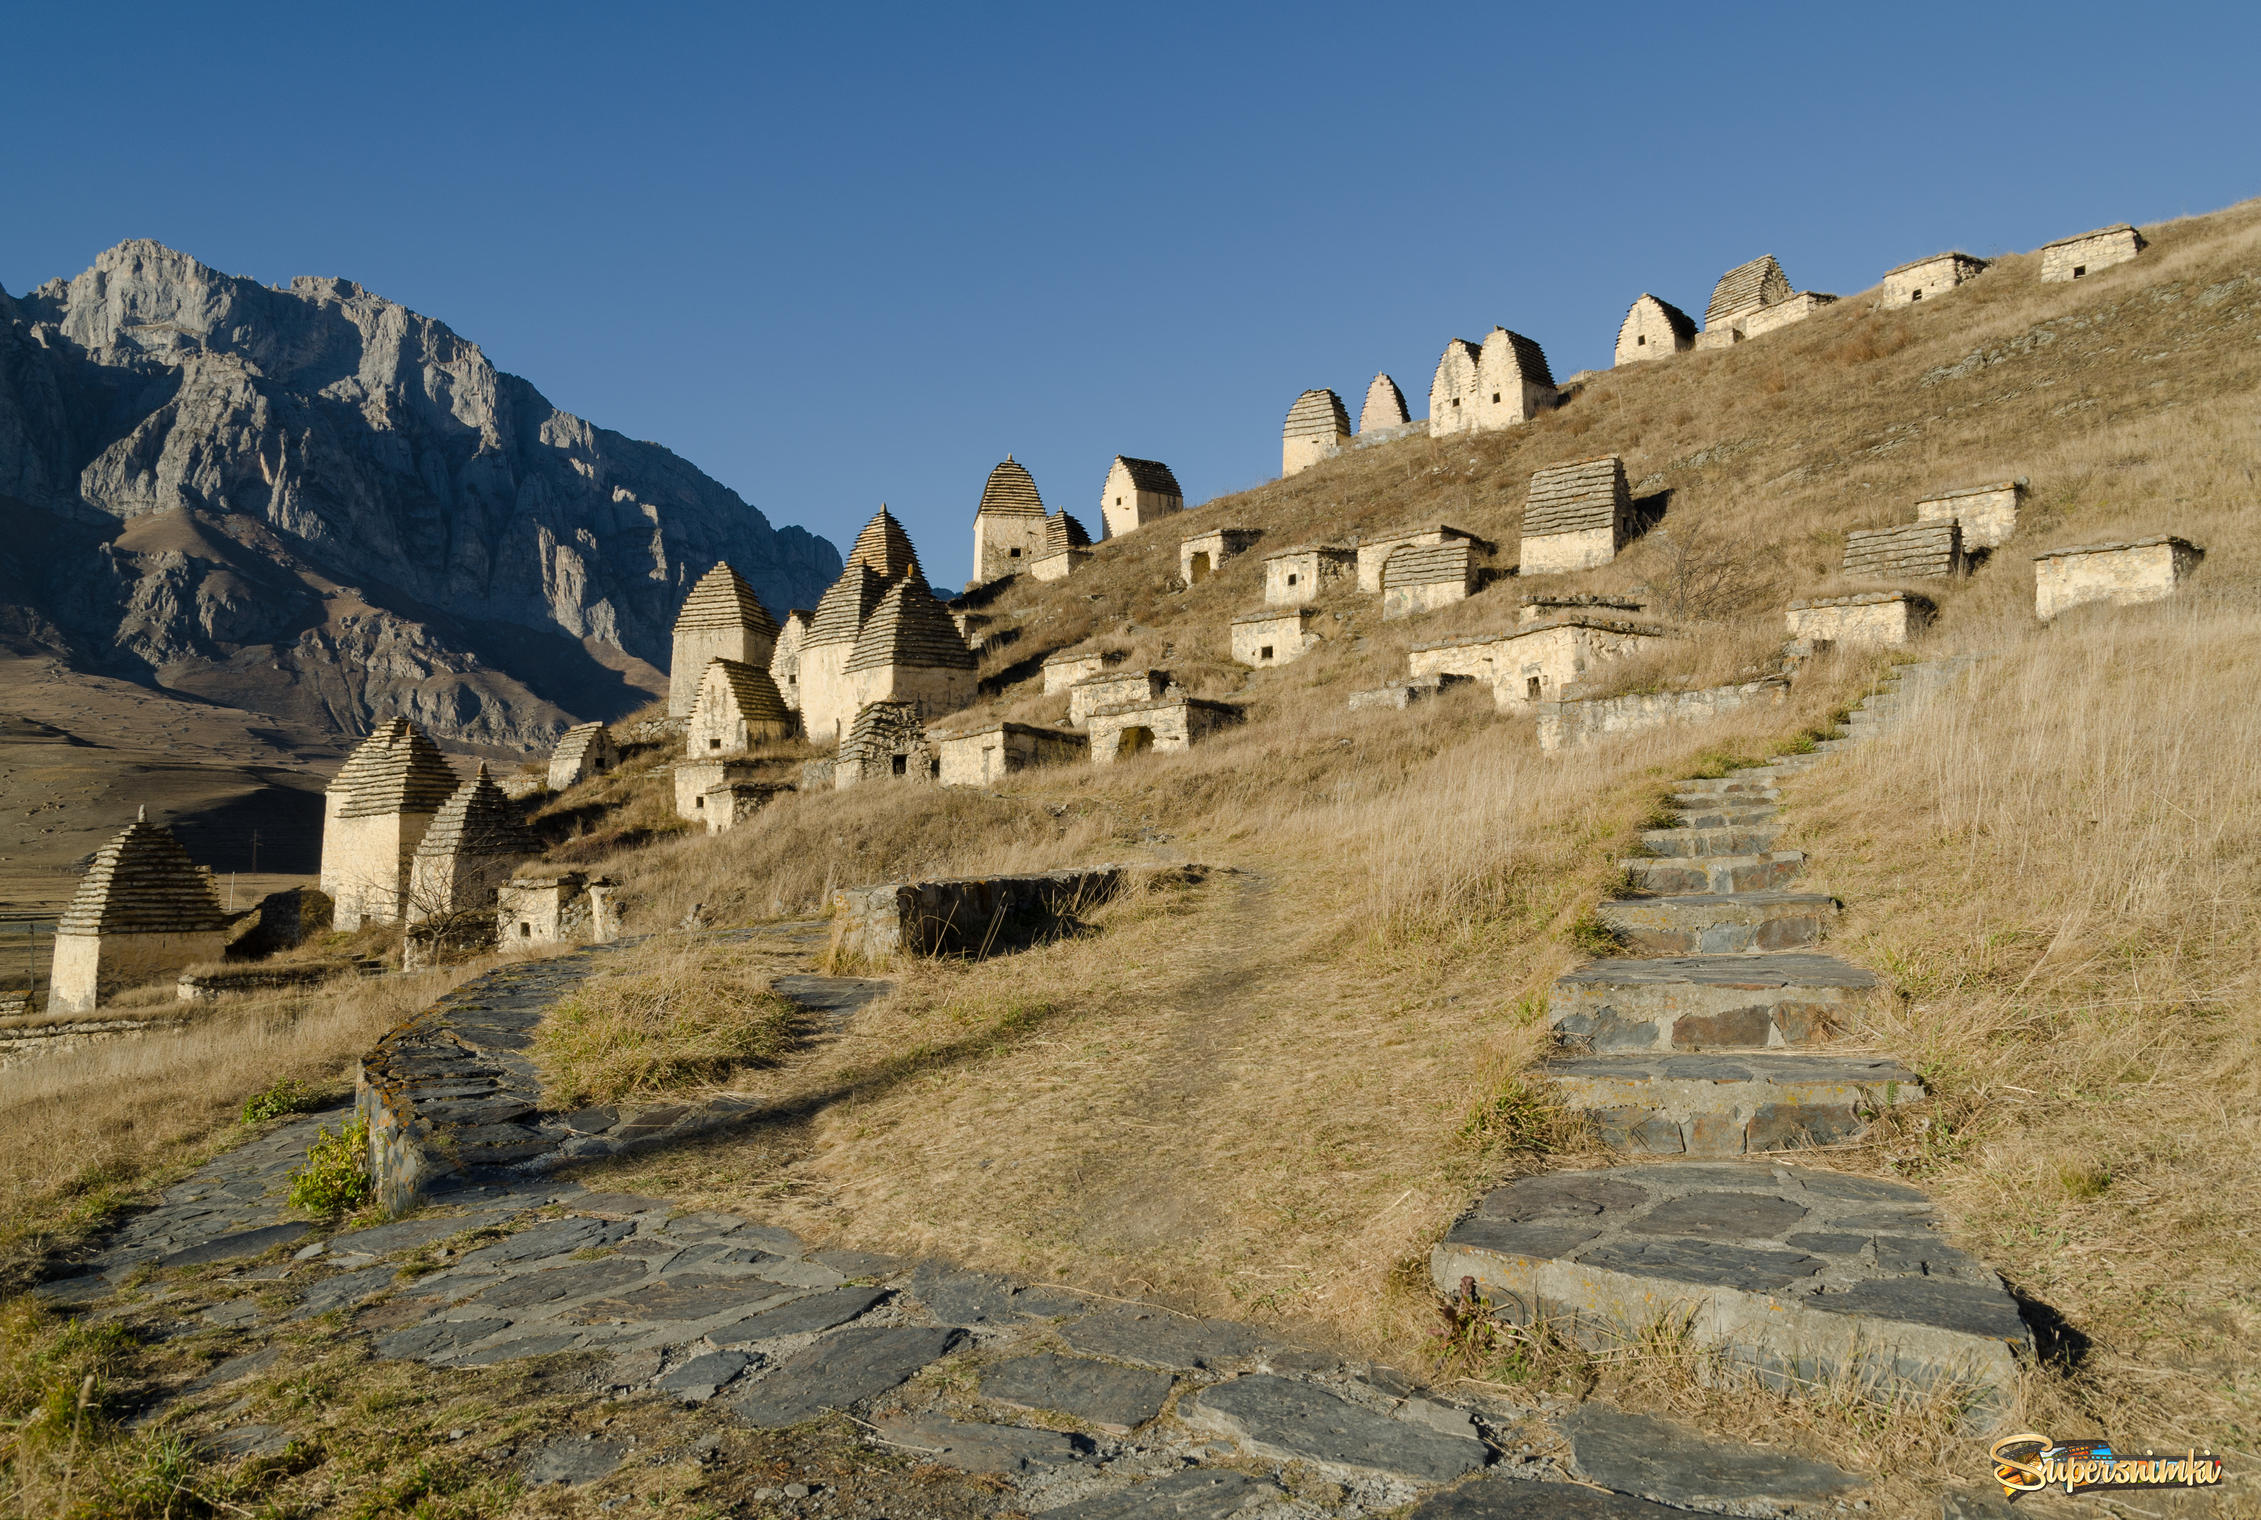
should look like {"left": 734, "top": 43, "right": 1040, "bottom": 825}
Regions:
{"left": 1438, "top": 661, "right": 2036, "bottom": 1418}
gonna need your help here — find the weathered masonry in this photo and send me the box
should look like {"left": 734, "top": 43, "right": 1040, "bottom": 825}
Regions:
{"left": 1520, "top": 455, "right": 1636, "bottom": 575}
{"left": 832, "top": 867, "right": 1143, "bottom": 960}
{"left": 47, "top": 811, "right": 230, "bottom": 1015}
{"left": 686, "top": 658, "right": 793, "bottom": 756}
{"left": 1087, "top": 696, "right": 1241, "bottom": 763}
{"left": 1042, "top": 647, "right": 1122, "bottom": 694}
{"left": 1786, "top": 591, "right": 1934, "bottom": 648}
{"left": 1381, "top": 541, "right": 1479, "bottom": 620}
{"left": 2040, "top": 224, "right": 2145, "bottom": 282}
{"left": 668, "top": 561, "right": 780, "bottom": 718}
{"left": 1281, "top": 389, "right": 1350, "bottom": 477}
{"left": 2032, "top": 536, "right": 2202, "bottom": 620}
{"left": 1842, "top": 522, "right": 1964, "bottom": 580}
{"left": 1410, "top": 615, "right": 1666, "bottom": 712}
{"left": 970, "top": 456, "right": 1048, "bottom": 586}
{"left": 769, "top": 609, "right": 811, "bottom": 712}
{"left": 1880, "top": 252, "right": 1987, "bottom": 307}
{"left": 1914, "top": 480, "right": 2023, "bottom": 551}
{"left": 1741, "top": 291, "right": 1837, "bottom": 338}
{"left": 1180, "top": 527, "right": 1260, "bottom": 585}
{"left": 405, "top": 766, "right": 539, "bottom": 925}
{"left": 1358, "top": 372, "right": 1409, "bottom": 431}
{"left": 1100, "top": 456, "right": 1183, "bottom": 540}
{"left": 1537, "top": 677, "right": 1787, "bottom": 752}
{"left": 1231, "top": 607, "right": 1318, "bottom": 667}
{"left": 321, "top": 718, "right": 459, "bottom": 930}
{"left": 935, "top": 722, "right": 1088, "bottom": 786}
{"left": 1355, "top": 523, "right": 1483, "bottom": 594}
{"left": 1520, "top": 593, "right": 1645, "bottom": 625}
{"left": 673, "top": 758, "right": 765, "bottom": 823}
{"left": 1263, "top": 545, "right": 1354, "bottom": 606}
{"left": 834, "top": 701, "right": 938, "bottom": 788}
{"left": 1696, "top": 254, "right": 1790, "bottom": 348}
{"left": 546, "top": 721, "right": 618, "bottom": 792}
{"left": 1428, "top": 327, "right": 1556, "bottom": 437}
{"left": 1029, "top": 511, "right": 1094, "bottom": 581}
{"left": 841, "top": 573, "right": 978, "bottom": 728}
{"left": 1614, "top": 294, "right": 1695, "bottom": 364}
{"left": 497, "top": 869, "right": 619, "bottom": 947}
{"left": 1346, "top": 673, "right": 1471, "bottom": 710}
{"left": 700, "top": 779, "right": 790, "bottom": 833}
{"left": 799, "top": 506, "right": 924, "bottom": 746}
{"left": 1068, "top": 668, "right": 1170, "bottom": 727}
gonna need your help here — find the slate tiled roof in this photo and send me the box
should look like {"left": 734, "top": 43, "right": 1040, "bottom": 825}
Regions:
{"left": 1383, "top": 540, "right": 1476, "bottom": 586}
{"left": 57, "top": 813, "right": 228, "bottom": 936}
{"left": 1109, "top": 457, "right": 1182, "bottom": 497}
{"left": 841, "top": 701, "right": 931, "bottom": 759}
{"left": 1360, "top": 373, "right": 1409, "bottom": 430}
{"left": 1480, "top": 327, "right": 1555, "bottom": 388}
{"left": 699, "top": 658, "right": 792, "bottom": 724}
{"left": 1283, "top": 388, "right": 1350, "bottom": 440}
{"left": 329, "top": 718, "right": 458, "bottom": 820}
{"left": 551, "top": 722, "right": 610, "bottom": 769}
{"left": 414, "top": 765, "right": 539, "bottom": 861}
{"left": 674, "top": 561, "right": 779, "bottom": 638}
{"left": 1623, "top": 293, "right": 1696, "bottom": 343}
{"left": 844, "top": 573, "right": 978, "bottom": 674}
{"left": 845, "top": 506, "right": 920, "bottom": 579}
{"left": 805, "top": 564, "right": 887, "bottom": 649}
{"left": 1045, "top": 512, "right": 1093, "bottom": 553}
{"left": 1705, "top": 255, "right": 1791, "bottom": 327}
{"left": 977, "top": 457, "right": 1045, "bottom": 517}
{"left": 1523, "top": 456, "right": 1630, "bottom": 536}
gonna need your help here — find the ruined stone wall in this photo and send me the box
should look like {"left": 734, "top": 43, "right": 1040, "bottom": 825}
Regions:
{"left": 1913, "top": 482, "right": 2021, "bottom": 551}
{"left": 1181, "top": 529, "right": 1260, "bottom": 585}
{"left": 1880, "top": 253, "right": 1986, "bottom": 307}
{"left": 1786, "top": 592, "right": 1932, "bottom": 647}
{"left": 1263, "top": 548, "right": 1352, "bottom": 606}
{"left": 1379, "top": 542, "right": 1477, "bottom": 620}
{"left": 673, "top": 757, "right": 765, "bottom": 822}
{"left": 546, "top": 722, "right": 618, "bottom": 791}
{"left": 1087, "top": 699, "right": 1239, "bottom": 763}
{"left": 2041, "top": 225, "right": 2144, "bottom": 282}
{"left": 769, "top": 612, "right": 810, "bottom": 713}
{"left": 973, "top": 512, "right": 1049, "bottom": 584}
{"left": 1356, "top": 526, "right": 1471, "bottom": 593}
{"left": 1029, "top": 548, "right": 1090, "bottom": 582}
{"left": 49, "top": 929, "right": 229, "bottom": 1015}
{"left": 326, "top": 811, "right": 433, "bottom": 930}
{"left": 832, "top": 868, "right": 1134, "bottom": 960}
{"left": 936, "top": 725, "right": 1087, "bottom": 786}
{"left": 1042, "top": 651, "right": 1118, "bottom": 694}
{"left": 2033, "top": 537, "right": 2202, "bottom": 620}
{"left": 1230, "top": 610, "right": 1316, "bottom": 667}
{"left": 1614, "top": 295, "right": 1695, "bottom": 365}
{"left": 1537, "top": 677, "right": 1787, "bottom": 752}
{"left": 1410, "top": 620, "right": 1663, "bottom": 711}
{"left": 1069, "top": 670, "right": 1169, "bottom": 727}
{"left": 1740, "top": 291, "right": 1836, "bottom": 339}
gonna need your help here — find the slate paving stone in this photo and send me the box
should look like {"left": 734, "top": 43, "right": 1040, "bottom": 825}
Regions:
{"left": 730, "top": 1325, "right": 963, "bottom": 1427}
{"left": 980, "top": 1353, "right": 1174, "bottom": 1432}
{"left": 570, "top": 1273, "right": 785, "bottom": 1324}
{"left": 201, "top": 1299, "right": 266, "bottom": 1329}
{"left": 474, "top": 1258, "right": 648, "bottom": 1309}
{"left": 1558, "top": 1404, "right": 1860, "bottom": 1510}
{"left": 31, "top": 1274, "right": 110, "bottom": 1306}
{"left": 1191, "top": 1376, "right": 1486, "bottom": 1483}
{"left": 1044, "top": 1468, "right": 1281, "bottom": 1519}
{"left": 569, "top": 1192, "right": 672, "bottom": 1216}
{"left": 156, "top": 1222, "right": 308, "bottom": 1269}
{"left": 524, "top": 1435, "right": 630, "bottom": 1486}
{"left": 459, "top": 1217, "right": 632, "bottom": 1266}
{"left": 291, "top": 1264, "right": 402, "bottom": 1319}
{"left": 374, "top": 1317, "right": 513, "bottom": 1361}
{"left": 711, "top": 1286, "right": 885, "bottom": 1344}
{"left": 1410, "top": 1473, "right": 1715, "bottom": 1517}
{"left": 871, "top": 1414, "right": 1093, "bottom": 1474}
{"left": 1058, "top": 1306, "right": 1267, "bottom": 1371}
{"left": 189, "top": 1345, "right": 281, "bottom": 1392}
{"left": 656, "top": 1350, "right": 756, "bottom": 1403}
{"left": 330, "top": 1213, "right": 510, "bottom": 1257}
{"left": 205, "top": 1424, "right": 292, "bottom": 1459}
{"left": 810, "top": 1248, "right": 904, "bottom": 1276}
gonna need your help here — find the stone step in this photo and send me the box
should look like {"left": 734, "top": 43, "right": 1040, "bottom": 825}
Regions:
{"left": 1549, "top": 952, "right": 1878, "bottom": 1050}
{"left": 1809, "top": 738, "right": 1859, "bottom": 753}
{"left": 1620, "top": 852, "right": 1804, "bottom": 895}
{"left": 1546, "top": 1051, "right": 1925, "bottom": 1155}
{"left": 1664, "top": 801, "right": 1779, "bottom": 829}
{"left": 1593, "top": 891, "right": 1837, "bottom": 954}
{"left": 1639, "top": 826, "right": 1779, "bottom": 858}
{"left": 1431, "top": 1164, "right": 2031, "bottom": 1423}
{"left": 1672, "top": 778, "right": 1780, "bottom": 799}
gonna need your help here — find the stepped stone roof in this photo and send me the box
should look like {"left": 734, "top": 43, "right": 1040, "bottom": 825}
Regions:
{"left": 1481, "top": 327, "right": 1555, "bottom": 387}
{"left": 551, "top": 721, "right": 610, "bottom": 766}
{"left": 1384, "top": 540, "right": 1476, "bottom": 586}
{"left": 700, "top": 658, "right": 791, "bottom": 723}
{"left": 1523, "top": 456, "right": 1629, "bottom": 536}
{"left": 977, "top": 457, "right": 1045, "bottom": 518}
{"left": 1624, "top": 293, "right": 1696, "bottom": 341}
{"left": 845, "top": 573, "right": 977, "bottom": 674}
{"left": 415, "top": 765, "right": 539, "bottom": 861}
{"left": 1360, "top": 373, "right": 1409, "bottom": 430}
{"left": 58, "top": 812, "right": 228, "bottom": 936}
{"left": 845, "top": 506, "right": 920, "bottom": 579}
{"left": 2041, "top": 223, "right": 2141, "bottom": 250}
{"left": 1283, "top": 388, "right": 1350, "bottom": 441}
{"left": 841, "top": 701, "right": 931, "bottom": 758}
{"left": 1044, "top": 512, "right": 1092, "bottom": 553}
{"left": 1705, "top": 255, "right": 1791, "bottom": 327}
{"left": 1843, "top": 522, "right": 1962, "bottom": 579}
{"left": 674, "top": 561, "right": 779, "bottom": 639}
{"left": 805, "top": 564, "right": 888, "bottom": 649}
{"left": 1109, "top": 456, "right": 1181, "bottom": 496}
{"left": 329, "top": 718, "right": 458, "bottom": 820}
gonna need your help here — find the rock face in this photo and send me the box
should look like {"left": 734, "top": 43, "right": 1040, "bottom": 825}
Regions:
{"left": 0, "top": 240, "right": 840, "bottom": 749}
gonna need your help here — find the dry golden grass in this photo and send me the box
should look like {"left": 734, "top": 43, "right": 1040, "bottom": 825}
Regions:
{"left": 535, "top": 932, "right": 800, "bottom": 1106}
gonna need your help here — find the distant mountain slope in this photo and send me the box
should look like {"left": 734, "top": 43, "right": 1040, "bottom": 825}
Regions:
{"left": 0, "top": 240, "right": 840, "bottom": 749}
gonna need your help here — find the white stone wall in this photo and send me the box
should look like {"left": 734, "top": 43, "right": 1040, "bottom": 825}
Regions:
{"left": 1231, "top": 610, "right": 1316, "bottom": 667}
{"left": 796, "top": 641, "right": 858, "bottom": 748}
{"left": 843, "top": 662, "right": 976, "bottom": 728}
{"left": 674, "top": 758, "right": 764, "bottom": 822}
{"left": 48, "top": 928, "right": 228, "bottom": 1015}
{"left": 1519, "top": 526, "right": 1621, "bottom": 576}
{"left": 669, "top": 624, "right": 772, "bottom": 718}
{"left": 1356, "top": 528, "right": 1459, "bottom": 593}
{"left": 770, "top": 614, "right": 808, "bottom": 713}
{"left": 1786, "top": 597, "right": 1923, "bottom": 648}
{"left": 1043, "top": 653, "right": 1113, "bottom": 694}
{"left": 1537, "top": 678, "right": 1786, "bottom": 752}
{"left": 1029, "top": 549, "right": 1089, "bottom": 582}
{"left": 1181, "top": 529, "right": 1259, "bottom": 585}
{"left": 1100, "top": 460, "right": 1183, "bottom": 540}
{"left": 1381, "top": 577, "right": 1472, "bottom": 621}
{"left": 973, "top": 512, "right": 1048, "bottom": 584}
{"left": 1427, "top": 341, "right": 1481, "bottom": 438}
{"left": 497, "top": 881, "right": 575, "bottom": 945}
{"left": 2033, "top": 540, "right": 2201, "bottom": 620}
{"left": 1614, "top": 298, "right": 1691, "bottom": 365}
{"left": 546, "top": 727, "right": 618, "bottom": 791}
{"left": 1740, "top": 292, "right": 1835, "bottom": 339}
{"left": 1409, "top": 623, "right": 1662, "bottom": 712}
{"left": 1087, "top": 701, "right": 1237, "bottom": 764}
{"left": 1693, "top": 327, "right": 1740, "bottom": 351}
{"left": 1475, "top": 329, "right": 1554, "bottom": 430}
{"left": 2041, "top": 229, "right": 2142, "bottom": 282}
{"left": 936, "top": 725, "right": 1086, "bottom": 787}
{"left": 1264, "top": 549, "right": 1352, "bottom": 606}
{"left": 1069, "top": 671, "right": 1168, "bottom": 727}
{"left": 325, "top": 811, "right": 434, "bottom": 930}
{"left": 1914, "top": 484, "right": 2021, "bottom": 550}
{"left": 1880, "top": 255, "right": 1984, "bottom": 308}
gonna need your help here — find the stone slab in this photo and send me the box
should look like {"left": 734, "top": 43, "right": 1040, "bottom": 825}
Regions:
{"left": 1410, "top": 1473, "right": 1692, "bottom": 1518}
{"left": 524, "top": 1435, "right": 629, "bottom": 1485}
{"left": 157, "top": 1223, "right": 308, "bottom": 1269}
{"left": 912, "top": 1263, "right": 1087, "bottom": 1325}
{"left": 292, "top": 1263, "right": 404, "bottom": 1319}
{"left": 1188, "top": 1375, "right": 1485, "bottom": 1483}
{"left": 1044, "top": 1468, "right": 1281, "bottom": 1520}
{"left": 459, "top": 1216, "right": 633, "bottom": 1266}
{"left": 1057, "top": 1306, "right": 1267, "bottom": 1371}
{"left": 710, "top": 1285, "right": 886, "bottom": 1344}
{"left": 1593, "top": 892, "right": 1835, "bottom": 955}
{"left": 980, "top": 1353, "right": 1175, "bottom": 1432}
{"left": 1547, "top": 1053, "right": 1925, "bottom": 1156}
{"left": 871, "top": 1414, "right": 1093, "bottom": 1474}
{"left": 330, "top": 1212, "right": 511, "bottom": 1257}
{"left": 657, "top": 1349, "right": 756, "bottom": 1403}
{"left": 1550, "top": 953, "right": 1878, "bottom": 1052}
{"left": 730, "top": 1325, "right": 963, "bottom": 1427}
{"left": 1558, "top": 1404, "right": 1860, "bottom": 1509}
{"left": 1620, "top": 852, "right": 1806, "bottom": 896}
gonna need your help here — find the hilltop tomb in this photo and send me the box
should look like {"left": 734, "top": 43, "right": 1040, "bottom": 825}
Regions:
{"left": 834, "top": 701, "right": 938, "bottom": 788}
{"left": 1088, "top": 696, "right": 1242, "bottom": 764}
{"left": 405, "top": 765, "right": 539, "bottom": 925}
{"left": 769, "top": 609, "right": 812, "bottom": 712}
{"left": 1359, "top": 372, "right": 1410, "bottom": 431}
{"left": 798, "top": 508, "right": 973, "bottom": 745}
{"left": 1429, "top": 328, "right": 1556, "bottom": 436}
{"left": 1069, "top": 668, "right": 1171, "bottom": 727}
{"left": 1787, "top": 591, "right": 1935, "bottom": 648}
{"left": 1042, "top": 648, "right": 1123, "bottom": 694}
{"left": 1410, "top": 613, "right": 1665, "bottom": 711}
{"left": 2032, "top": 536, "right": 2202, "bottom": 620}
{"left": 2040, "top": 224, "right": 2145, "bottom": 282}
{"left": 970, "top": 456, "right": 1049, "bottom": 585}
{"left": 1741, "top": 290, "right": 1837, "bottom": 338}
{"left": 321, "top": 718, "right": 459, "bottom": 930}
{"left": 1029, "top": 511, "right": 1094, "bottom": 581}
{"left": 1181, "top": 527, "right": 1261, "bottom": 585}
{"left": 498, "top": 868, "right": 620, "bottom": 947}
{"left": 1263, "top": 545, "right": 1354, "bottom": 606}
{"left": 1694, "top": 255, "right": 1832, "bottom": 345}
{"left": 1614, "top": 294, "right": 1696, "bottom": 364}
{"left": 1520, "top": 455, "right": 1637, "bottom": 575}
{"left": 1356, "top": 523, "right": 1485, "bottom": 593}
{"left": 1914, "top": 480, "right": 2023, "bottom": 550}
{"left": 47, "top": 810, "right": 230, "bottom": 1015}
{"left": 547, "top": 721, "right": 618, "bottom": 791}
{"left": 1100, "top": 456, "right": 1184, "bottom": 539}
{"left": 686, "top": 658, "right": 795, "bottom": 755}
{"left": 936, "top": 722, "right": 1088, "bottom": 786}
{"left": 674, "top": 757, "right": 767, "bottom": 822}
{"left": 1231, "top": 607, "right": 1319, "bottom": 667}
{"left": 1842, "top": 522, "right": 1965, "bottom": 580}
{"left": 668, "top": 562, "right": 780, "bottom": 718}
{"left": 700, "top": 780, "right": 791, "bottom": 833}
{"left": 1880, "top": 252, "right": 1987, "bottom": 307}
{"left": 1381, "top": 541, "right": 1480, "bottom": 620}
{"left": 1281, "top": 389, "right": 1351, "bottom": 476}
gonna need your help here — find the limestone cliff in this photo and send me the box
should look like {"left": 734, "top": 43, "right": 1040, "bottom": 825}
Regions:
{"left": 0, "top": 240, "right": 840, "bottom": 750}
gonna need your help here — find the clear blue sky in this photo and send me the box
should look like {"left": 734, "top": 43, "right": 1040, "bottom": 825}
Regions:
{"left": 5, "top": 1, "right": 2255, "bottom": 591}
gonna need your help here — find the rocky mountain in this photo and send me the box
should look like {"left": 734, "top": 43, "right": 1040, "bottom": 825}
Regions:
{"left": 0, "top": 240, "right": 840, "bottom": 750}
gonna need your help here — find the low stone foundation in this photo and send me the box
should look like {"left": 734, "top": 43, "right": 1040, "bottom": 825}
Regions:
{"left": 1536, "top": 678, "right": 1788, "bottom": 752}
{"left": 1786, "top": 592, "right": 1934, "bottom": 648}
{"left": 1347, "top": 674, "right": 1474, "bottom": 711}
{"left": 178, "top": 959, "right": 380, "bottom": 1001}
{"left": 830, "top": 867, "right": 1199, "bottom": 961}
{"left": 2032, "top": 536, "right": 2202, "bottom": 620}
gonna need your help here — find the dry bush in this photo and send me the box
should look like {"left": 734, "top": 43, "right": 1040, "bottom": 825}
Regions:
{"left": 537, "top": 934, "right": 800, "bottom": 1106}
